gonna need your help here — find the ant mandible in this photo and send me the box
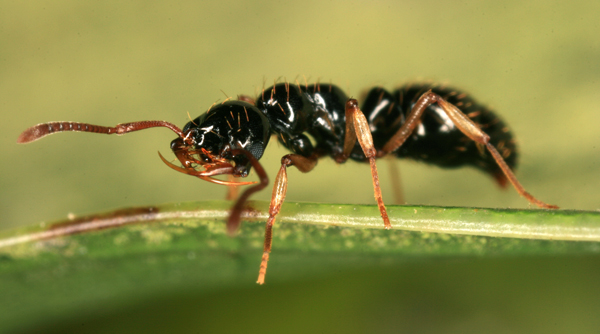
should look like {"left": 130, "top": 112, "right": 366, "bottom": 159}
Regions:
{"left": 18, "top": 81, "right": 558, "bottom": 284}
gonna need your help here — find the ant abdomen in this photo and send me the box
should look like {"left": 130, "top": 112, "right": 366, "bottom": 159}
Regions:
{"left": 351, "top": 84, "right": 517, "bottom": 187}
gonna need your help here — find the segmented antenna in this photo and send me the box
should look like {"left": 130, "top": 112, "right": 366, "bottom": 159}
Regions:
{"left": 17, "top": 121, "right": 185, "bottom": 144}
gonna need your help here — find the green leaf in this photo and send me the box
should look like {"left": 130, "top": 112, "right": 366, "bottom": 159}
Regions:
{"left": 1, "top": 201, "right": 600, "bottom": 332}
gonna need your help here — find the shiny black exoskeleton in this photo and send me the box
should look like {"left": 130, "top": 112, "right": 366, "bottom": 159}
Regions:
{"left": 175, "top": 101, "right": 271, "bottom": 177}
{"left": 255, "top": 83, "right": 349, "bottom": 158}
{"left": 180, "top": 82, "right": 516, "bottom": 183}
{"left": 353, "top": 84, "right": 516, "bottom": 180}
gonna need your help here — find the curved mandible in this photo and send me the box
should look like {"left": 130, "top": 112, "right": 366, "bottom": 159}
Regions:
{"left": 157, "top": 151, "right": 257, "bottom": 186}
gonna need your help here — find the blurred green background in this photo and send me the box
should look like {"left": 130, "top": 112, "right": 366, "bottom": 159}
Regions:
{"left": 2, "top": 0, "right": 600, "bottom": 333}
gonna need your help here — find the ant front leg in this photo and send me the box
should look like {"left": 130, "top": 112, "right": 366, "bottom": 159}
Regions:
{"left": 341, "top": 99, "right": 392, "bottom": 229}
{"left": 226, "top": 149, "right": 270, "bottom": 235}
{"left": 256, "top": 154, "right": 318, "bottom": 285}
{"left": 378, "top": 90, "right": 558, "bottom": 209}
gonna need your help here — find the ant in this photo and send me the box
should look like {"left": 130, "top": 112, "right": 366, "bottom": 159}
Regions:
{"left": 18, "top": 81, "right": 558, "bottom": 284}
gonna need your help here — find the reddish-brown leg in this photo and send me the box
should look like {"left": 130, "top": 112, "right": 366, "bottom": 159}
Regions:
{"left": 257, "top": 154, "right": 318, "bottom": 285}
{"left": 379, "top": 90, "right": 557, "bottom": 209}
{"left": 341, "top": 99, "right": 392, "bottom": 229}
{"left": 387, "top": 158, "right": 405, "bottom": 205}
{"left": 226, "top": 174, "right": 240, "bottom": 200}
{"left": 226, "top": 149, "right": 271, "bottom": 235}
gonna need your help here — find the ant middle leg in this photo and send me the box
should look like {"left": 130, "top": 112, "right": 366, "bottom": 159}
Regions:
{"left": 256, "top": 154, "right": 318, "bottom": 285}
{"left": 340, "top": 99, "right": 392, "bottom": 229}
{"left": 378, "top": 90, "right": 557, "bottom": 209}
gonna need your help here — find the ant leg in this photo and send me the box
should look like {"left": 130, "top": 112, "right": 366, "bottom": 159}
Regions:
{"left": 379, "top": 90, "right": 557, "bottom": 209}
{"left": 387, "top": 158, "right": 405, "bottom": 205}
{"left": 339, "top": 102, "right": 358, "bottom": 161}
{"left": 343, "top": 100, "right": 392, "bottom": 229}
{"left": 226, "top": 149, "right": 270, "bottom": 235}
{"left": 257, "top": 154, "right": 318, "bottom": 285}
{"left": 225, "top": 175, "right": 240, "bottom": 200}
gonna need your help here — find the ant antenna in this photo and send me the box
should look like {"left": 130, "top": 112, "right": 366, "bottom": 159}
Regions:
{"left": 17, "top": 121, "right": 187, "bottom": 144}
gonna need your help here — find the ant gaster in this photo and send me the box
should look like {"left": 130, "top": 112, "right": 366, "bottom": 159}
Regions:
{"left": 18, "top": 81, "right": 558, "bottom": 284}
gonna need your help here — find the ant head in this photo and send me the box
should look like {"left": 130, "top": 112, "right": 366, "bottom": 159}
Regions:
{"left": 163, "top": 101, "right": 271, "bottom": 185}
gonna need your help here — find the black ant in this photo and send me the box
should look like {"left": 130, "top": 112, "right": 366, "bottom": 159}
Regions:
{"left": 17, "top": 81, "right": 558, "bottom": 284}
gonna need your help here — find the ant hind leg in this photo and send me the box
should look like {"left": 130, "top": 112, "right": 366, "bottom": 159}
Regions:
{"left": 378, "top": 90, "right": 557, "bottom": 209}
